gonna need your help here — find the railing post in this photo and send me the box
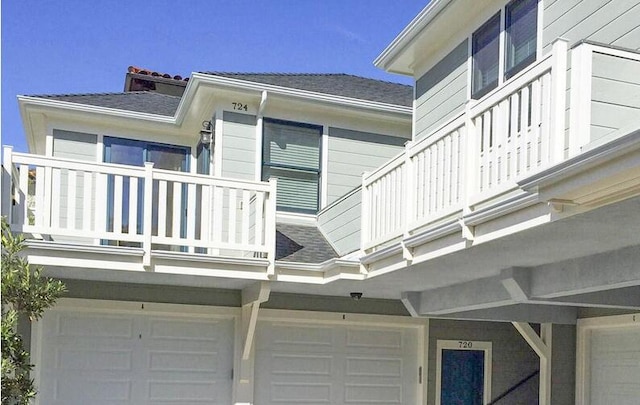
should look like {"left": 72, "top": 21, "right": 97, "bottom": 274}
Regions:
{"left": 360, "top": 172, "right": 371, "bottom": 260}
{"left": 463, "top": 100, "right": 478, "bottom": 214}
{"left": 265, "top": 178, "right": 277, "bottom": 276}
{"left": 142, "top": 162, "right": 154, "bottom": 267}
{"left": 549, "top": 38, "right": 569, "bottom": 163}
{"left": 2, "top": 146, "right": 14, "bottom": 222}
{"left": 403, "top": 142, "right": 414, "bottom": 261}
{"left": 568, "top": 41, "right": 593, "bottom": 157}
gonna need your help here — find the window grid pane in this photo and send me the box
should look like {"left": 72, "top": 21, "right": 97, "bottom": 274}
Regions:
{"left": 472, "top": 13, "right": 501, "bottom": 98}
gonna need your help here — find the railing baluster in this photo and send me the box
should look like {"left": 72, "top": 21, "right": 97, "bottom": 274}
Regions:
{"left": 254, "top": 190, "right": 264, "bottom": 247}
{"left": 18, "top": 164, "right": 29, "bottom": 226}
{"left": 67, "top": 170, "right": 77, "bottom": 230}
{"left": 240, "top": 190, "right": 250, "bottom": 245}
{"left": 172, "top": 181, "right": 181, "bottom": 239}
{"left": 187, "top": 183, "right": 197, "bottom": 250}
{"left": 158, "top": 180, "right": 167, "bottom": 238}
{"left": 113, "top": 175, "right": 123, "bottom": 235}
{"left": 200, "top": 184, "right": 211, "bottom": 251}
{"left": 34, "top": 166, "right": 45, "bottom": 227}
{"left": 129, "top": 177, "right": 138, "bottom": 235}
{"left": 51, "top": 168, "right": 61, "bottom": 229}
{"left": 83, "top": 172, "right": 93, "bottom": 232}
{"left": 228, "top": 188, "right": 237, "bottom": 244}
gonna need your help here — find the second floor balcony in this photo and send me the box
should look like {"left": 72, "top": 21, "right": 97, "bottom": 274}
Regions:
{"left": 360, "top": 40, "right": 640, "bottom": 264}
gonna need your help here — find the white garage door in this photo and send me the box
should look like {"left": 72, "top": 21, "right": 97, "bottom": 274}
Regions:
{"left": 254, "top": 321, "right": 420, "bottom": 405}
{"left": 589, "top": 324, "right": 640, "bottom": 405}
{"left": 36, "top": 306, "right": 234, "bottom": 405}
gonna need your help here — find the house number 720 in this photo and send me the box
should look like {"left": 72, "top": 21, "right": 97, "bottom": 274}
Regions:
{"left": 232, "top": 102, "right": 248, "bottom": 111}
{"left": 458, "top": 341, "right": 473, "bottom": 348}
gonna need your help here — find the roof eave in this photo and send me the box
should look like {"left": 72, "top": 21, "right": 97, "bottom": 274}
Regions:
{"left": 374, "top": 0, "right": 452, "bottom": 75}
{"left": 189, "top": 73, "right": 412, "bottom": 116}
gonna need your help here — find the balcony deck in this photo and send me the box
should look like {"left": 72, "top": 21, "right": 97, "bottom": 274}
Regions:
{"left": 2, "top": 149, "right": 278, "bottom": 276}
{"left": 361, "top": 40, "right": 640, "bottom": 268}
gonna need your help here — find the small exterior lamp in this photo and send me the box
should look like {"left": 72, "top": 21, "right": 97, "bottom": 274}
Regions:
{"left": 200, "top": 120, "right": 213, "bottom": 146}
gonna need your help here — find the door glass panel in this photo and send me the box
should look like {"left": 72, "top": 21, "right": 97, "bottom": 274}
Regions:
{"left": 441, "top": 349, "right": 485, "bottom": 405}
{"left": 103, "top": 137, "right": 190, "bottom": 249}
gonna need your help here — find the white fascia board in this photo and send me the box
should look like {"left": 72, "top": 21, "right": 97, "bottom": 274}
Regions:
{"left": 17, "top": 95, "right": 177, "bottom": 125}
{"left": 373, "top": 0, "right": 452, "bottom": 74}
{"left": 189, "top": 73, "right": 412, "bottom": 117}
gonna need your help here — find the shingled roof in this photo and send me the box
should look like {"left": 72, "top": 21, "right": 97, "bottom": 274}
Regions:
{"left": 28, "top": 70, "right": 412, "bottom": 115}
{"left": 29, "top": 91, "right": 181, "bottom": 116}
{"left": 202, "top": 72, "right": 413, "bottom": 107}
{"left": 276, "top": 223, "right": 338, "bottom": 263}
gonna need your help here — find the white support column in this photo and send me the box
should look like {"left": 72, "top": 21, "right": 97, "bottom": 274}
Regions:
{"left": 463, "top": 100, "right": 477, "bottom": 215}
{"left": 214, "top": 108, "right": 224, "bottom": 178}
{"left": 512, "top": 322, "right": 552, "bottom": 405}
{"left": 236, "top": 282, "right": 270, "bottom": 405}
{"left": 403, "top": 141, "right": 414, "bottom": 262}
{"left": 265, "top": 178, "right": 277, "bottom": 276}
{"left": 255, "top": 91, "right": 268, "bottom": 182}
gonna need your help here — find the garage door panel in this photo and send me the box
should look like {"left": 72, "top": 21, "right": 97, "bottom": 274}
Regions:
{"left": 54, "top": 378, "right": 132, "bottom": 403}
{"left": 256, "top": 323, "right": 335, "bottom": 352}
{"left": 589, "top": 324, "right": 640, "bottom": 405}
{"left": 270, "top": 382, "right": 333, "bottom": 403}
{"left": 344, "top": 383, "right": 403, "bottom": 404}
{"left": 346, "top": 328, "right": 404, "bottom": 351}
{"left": 256, "top": 321, "right": 419, "bottom": 405}
{"left": 271, "top": 353, "right": 333, "bottom": 376}
{"left": 38, "top": 308, "right": 234, "bottom": 405}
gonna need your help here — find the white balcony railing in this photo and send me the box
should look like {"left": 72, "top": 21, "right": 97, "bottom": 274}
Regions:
{"left": 2, "top": 147, "right": 277, "bottom": 269}
{"left": 362, "top": 39, "right": 571, "bottom": 252}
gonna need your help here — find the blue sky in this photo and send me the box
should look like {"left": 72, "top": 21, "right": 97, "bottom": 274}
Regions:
{"left": 2, "top": 0, "right": 427, "bottom": 152}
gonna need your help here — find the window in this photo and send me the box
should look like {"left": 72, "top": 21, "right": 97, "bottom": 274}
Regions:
{"left": 472, "top": 12, "right": 501, "bottom": 99}
{"left": 262, "top": 119, "right": 322, "bottom": 213}
{"left": 471, "top": 0, "right": 539, "bottom": 99}
{"left": 505, "top": 0, "right": 538, "bottom": 79}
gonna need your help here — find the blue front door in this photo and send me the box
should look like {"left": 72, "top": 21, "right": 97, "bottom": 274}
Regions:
{"left": 441, "top": 349, "right": 485, "bottom": 405}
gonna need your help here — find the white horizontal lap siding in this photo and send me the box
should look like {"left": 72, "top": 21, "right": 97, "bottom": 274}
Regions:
{"left": 543, "top": 0, "right": 640, "bottom": 51}
{"left": 36, "top": 306, "right": 234, "bottom": 405}
{"left": 221, "top": 112, "right": 257, "bottom": 180}
{"left": 327, "top": 127, "right": 405, "bottom": 206}
{"left": 414, "top": 39, "right": 468, "bottom": 141}
{"left": 254, "top": 320, "right": 419, "bottom": 405}
{"left": 590, "top": 52, "right": 640, "bottom": 141}
{"left": 317, "top": 188, "right": 362, "bottom": 255}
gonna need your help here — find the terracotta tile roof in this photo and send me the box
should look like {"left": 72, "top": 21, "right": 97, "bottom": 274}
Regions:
{"left": 127, "top": 66, "right": 188, "bottom": 82}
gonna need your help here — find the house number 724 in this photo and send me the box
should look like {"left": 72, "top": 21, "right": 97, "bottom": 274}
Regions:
{"left": 232, "top": 102, "right": 248, "bottom": 111}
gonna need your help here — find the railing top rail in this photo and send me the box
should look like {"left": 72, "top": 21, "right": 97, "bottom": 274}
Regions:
{"left": 362, "top": 151, "right": 406, "bottom": 187}
{"left": 408, "top": 113, "right": 466, "bottom": 156}
{"left": 469, "top": 49, "right": 556, "bottom": 117}
{"left": 8, "top": 150, "right": 274, "bottom": 192}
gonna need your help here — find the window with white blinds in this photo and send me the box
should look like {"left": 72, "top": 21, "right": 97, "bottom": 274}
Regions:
{"left": 505, "top": 0, "right": 538, "bottom": 78}
{"left": 262, "top": 119, "right": 322, "bottom": 213}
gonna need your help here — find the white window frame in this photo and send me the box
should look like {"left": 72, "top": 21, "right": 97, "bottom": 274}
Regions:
{"left": 467, "top": 0, "right": 543, "bottom": 100}
{"left": 435, "top": 339, "right": 492, "bottom": 405}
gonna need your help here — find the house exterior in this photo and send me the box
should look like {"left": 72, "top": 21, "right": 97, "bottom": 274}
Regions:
{"left": 2, "top": 0, "right": 639, "bottom": 404}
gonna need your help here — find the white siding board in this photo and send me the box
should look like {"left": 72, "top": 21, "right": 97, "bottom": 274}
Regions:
{"left": 414, "top": 40, "right": 468, "bottom": 141}
{"left": 613, "top": 24, "right": 640, "bottom": 50}
{"left": 543, "top": 0, "right": 640, "bottom": 51}
{"left": 590, "top": 53, "right": 640, "bottom": 141}
{"left": 326, "top": 129, "right": 403, "bottom": 206}
{"left": 317, "top": 188, "right": 362, "bottom": 255}
{"left": 221, "top": 113, "right": 257, "bottom": 181}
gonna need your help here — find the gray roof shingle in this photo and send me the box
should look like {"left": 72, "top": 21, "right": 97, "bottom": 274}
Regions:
{"left": 202, "top": 72, "right": 413, "bottom": 107}
{"left": 29, "top": 91, "right": 181, "bottom": 116}
{"left": 276, "top": 223, "right": 338, "bottom": 263}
